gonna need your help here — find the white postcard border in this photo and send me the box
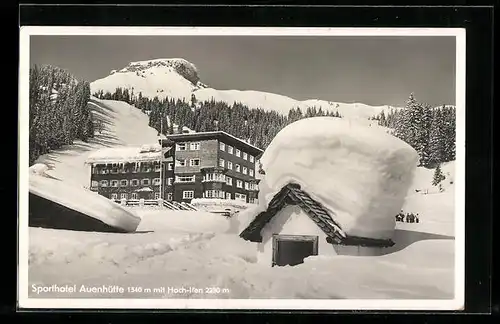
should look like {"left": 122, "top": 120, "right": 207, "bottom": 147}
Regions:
{"left": 18, "top": 26, "right": 466, "bottom": 311}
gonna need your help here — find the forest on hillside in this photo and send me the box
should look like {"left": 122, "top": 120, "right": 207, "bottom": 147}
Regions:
{"left": 29, "top": 65, "right": 94, "bottom": 165}
{"left": 94, "top": 88, "right": 456, "bottom": 168}
{"left": 93, "top": 88, "right": 343, "bottom": 149}
{"left": 370, "top": 93, "right": 456, "bottom": 168}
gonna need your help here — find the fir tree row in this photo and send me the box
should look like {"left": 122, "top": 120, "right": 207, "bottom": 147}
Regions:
{"left": 29, "top": 65, "right": 94, "bottom": 165}
{"left": 94, "top": 88, "right": 343, "bottom": 149}
{"left": 371, "top": 93, "right": 456, "bottom": 168}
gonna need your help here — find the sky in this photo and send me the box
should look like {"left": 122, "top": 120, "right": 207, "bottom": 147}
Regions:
{"left": 30, "top": 35, "right": 456, "bottom": 107}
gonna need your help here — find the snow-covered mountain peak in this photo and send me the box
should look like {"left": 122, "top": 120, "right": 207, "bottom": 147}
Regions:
{"left": 91, "top": 57, "right": 403, "bottom": 119}
{"left": 116, "top": 58, "right": 200, "bottom": 85}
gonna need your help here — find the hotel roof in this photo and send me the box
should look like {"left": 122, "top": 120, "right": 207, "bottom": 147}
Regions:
{"left": 160, "top": 131, "right": 264, "bottom": 156}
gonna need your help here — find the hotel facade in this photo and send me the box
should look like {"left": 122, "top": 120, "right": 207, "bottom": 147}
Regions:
{"left": 86, "top": 131, "right": 263, "bottom": 204}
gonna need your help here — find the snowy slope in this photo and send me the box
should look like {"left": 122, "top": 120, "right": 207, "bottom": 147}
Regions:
{"left": 90, "top": 58, "right": 399, "bottom": 119}
{"left": 34, "top": 98, "right": 160, "bottom": 188}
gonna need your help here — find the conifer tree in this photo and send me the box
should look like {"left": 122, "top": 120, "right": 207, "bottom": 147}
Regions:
{"left": 432, "top": 164, "right": 446, "bottom": 186}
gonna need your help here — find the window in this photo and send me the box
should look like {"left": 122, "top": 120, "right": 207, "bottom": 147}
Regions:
{"left": 154, "top": 164, "right": 161, "bottom": 172}
{"left": 250, "top": 155, "right": 255, "bottom": 163}
{"left": 183, "top": 190, "right": 194, "bottom": 199}
{"left": 203, "top": 173, "right": 225, "bottom": 182}
{"left": 131, "top": 193, "right": 138, "bottom": 200}
{"left": 272, "top": 235, "right": 318, "bottom": 267}
{"left": 220, "top": 142, "right": 226, "bottom": 151}
{"left": 153, "top": 178, "right": 161, "bottom": 185}
{"left": 120, "top": 193, "right": 128, "bottom": 200}
{"left": 154, "top": 192, "right": 161, "bottom": 199}
{"left": 242, "top": 167, "right": 248, "bottom": 175}
{"left": 175, "top": 175, "right": 195, "bottom": 183}
{"left": 243, "top": 152, "right": 248, "bottom": 160}
{"left": 235, "top": 164, "right": 241, "bottom": 172}
{"left": 245, "top": 182, "right": 249, "bottom": 190}
{"left": 235, "top": 193, "right": 247, "bottom": 202}
{"left": 235, "top": 149, "right": 241, "bottom": 157}
{"left": 176, "top": 143, "right": 187, "bottom": 151}
{"left": 227, "top": 161, "right": 233, "bottom": 170}
{"left": 142, "top": 178, "right": 150, "bottom": 186}
{"left": 190, "top": 158, "right": 200, "bottom": 167}
{"left": 228, "top": 146, "right": 234, "bottom": 154}
{"left": 100, "top": 180, "right": 108, "bottom": 187}
{"left": 249, "top": 169, "right": 254, "bottom": 177}
{"left": 219, "top": 158, "right": 225, "bottom": 167}
{"left": 120, "top": 166, "right": 128, "bottom": 174}
{"left": 131, "top": 179, "right": 139, "bottom": 187}
{"left": 190, "top": 142, "right": 200, "bottom": 150}
{"left": 110, "top": 180, "right": 119, "bottom": 187}
{"left": 142, "top": 164, "right": 151, "bottom": 172}
{"left": 120, "top": 179, "right": 128, "bottom": 187}
{"left": 131, "top": 164, "right": 138, "bottom": 173}
{"left": 176, "top": 159, "right": 186, "bottom": 167}
{"left": 167, "top": 177, "right": 173, "bottom": 186}
{"left": 111, "top": 193, "right": 118, "bottom": 200}
{"left": 226, "top": 176, "right": 233, "bottom": 186}
{"left": 236, "top": 180, "right": 243, "bottom": 188}
{"left": 111, "top": 167, "right": 119, "bottom": 174}
{"left": 204, "top": 190, "right": 225, "bottom": 199}
{"left": 167, "top": 193, "right": 173, "bottom": 201}
{"left": 226, "top": 192, "right": 232, "bottom": 200}
{"left": 168, "top": 163, "right": 173, "bottom": 170}
{"left": 100, "top": 168, "right": 109, "bottom": 175}
{"left": 91, "top": 180, "right": 98, "bottom": 188}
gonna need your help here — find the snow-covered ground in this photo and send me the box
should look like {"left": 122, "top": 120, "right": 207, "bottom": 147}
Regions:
{"left": 26, "top": 98, "right": 457, "bottom": 301}
{"left": 28, "top": 181, "right": 455, "bottom": 299}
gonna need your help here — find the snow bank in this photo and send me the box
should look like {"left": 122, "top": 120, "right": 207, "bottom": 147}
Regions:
{"left": 133, "top": 209, "right": 230, "bottom": 234}
{"left": 29, "top": 171, "right": 141, "bottom": 233}
{"left": 257, "top": 117, "right": 419, "bottom": 240}
{"left": 191, "top": 198, "right": 254, "bottom": 212}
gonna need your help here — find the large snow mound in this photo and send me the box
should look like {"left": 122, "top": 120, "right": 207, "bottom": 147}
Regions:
{"left": 256, "top": 117, "right": 419, "bottom": 240}
{"left": 29, "top": 171, "right": 142, "bottom": 233}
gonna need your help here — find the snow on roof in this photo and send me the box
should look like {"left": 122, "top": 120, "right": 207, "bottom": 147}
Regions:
{"left": 85, "top": 144, "right": 163, "bottom": 164}
{"left": 256, "top": 116, "right": 419, "bottom": 240}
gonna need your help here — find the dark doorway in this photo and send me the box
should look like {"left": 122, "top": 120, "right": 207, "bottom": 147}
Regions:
{"left": 272, "top": 234, "right": 319, "bottom": 267}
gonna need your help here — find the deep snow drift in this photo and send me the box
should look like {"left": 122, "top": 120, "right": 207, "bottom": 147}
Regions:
{"left": 249, "top": 117, "right": 419, "bottom": 240}
{"left": 28, "top": 190, "right": 455, "bottom": 299}
{"left": 29, "top": 171, "right": 141, "bottom": 233}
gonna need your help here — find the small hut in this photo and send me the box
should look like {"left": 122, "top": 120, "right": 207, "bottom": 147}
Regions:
{"left": 239, "top": 183, "right": 395, "bottom": 267}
